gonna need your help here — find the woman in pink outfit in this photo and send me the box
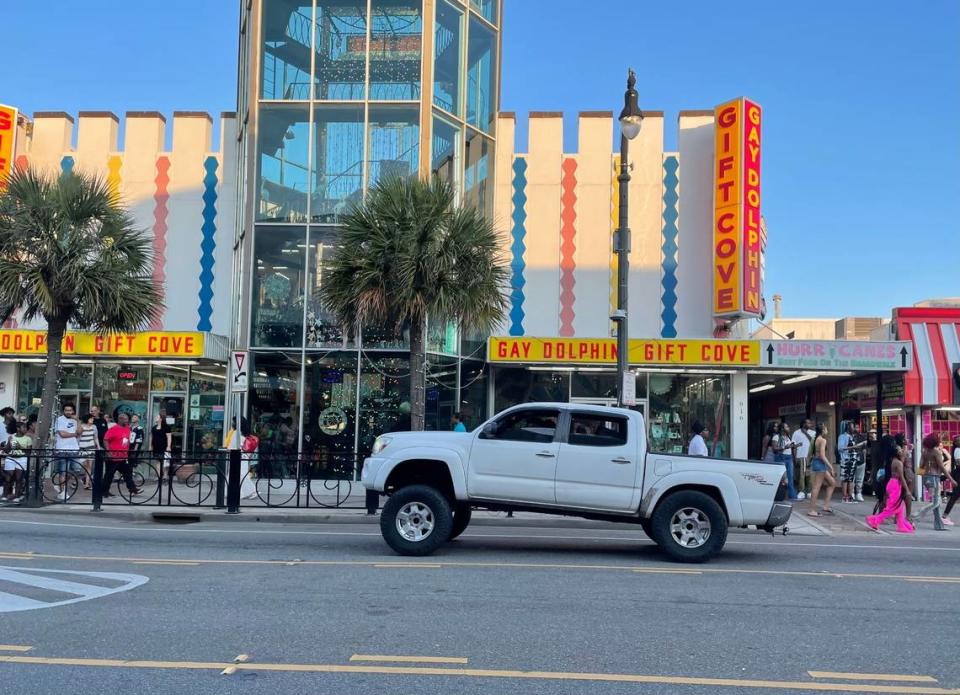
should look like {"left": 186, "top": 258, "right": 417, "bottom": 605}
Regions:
{"left": 867, "top": 435, "right": 914, "bottom": 533}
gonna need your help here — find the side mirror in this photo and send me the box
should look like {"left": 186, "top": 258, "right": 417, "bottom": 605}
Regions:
{"left": 480, "top": 422, "right": 498, "bottom": 438}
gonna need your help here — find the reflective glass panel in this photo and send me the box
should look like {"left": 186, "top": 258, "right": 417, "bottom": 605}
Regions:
{"left": 431, "top": 115, "right": 459, "bottom": 188}
{"left": 252, "top": 226, "right": 307, "bottom": 348}
{"left": 94, "top": 363, "right": 150, "bottom": 422}
{"left": 261, "top": 0, "right": 313, "bottom": 100}
{"left": 466, "top": 16, "right": 496, "bottom": 133}
{"left": 433, "top": 0, "right": 462, "bottom": 114}
{"left": 306, "top": 226, "right": 349, "bottom": 348}
{"left": 648, "top": 374, "right": 730, "bottom": 457}
{"left": 470, "top": 0, "right": 497, "bottom": 25}
{"left": 369, "top": 0, "right": 423, "bottom": 100}
{"left": 311, "top": 105, "right": 364, "bottom": 223}
{"left": 427, "top": 316, "right": 458, "bottom": 354}
{"left": 464, "top": 129, "right": 492, "bottom": 217}
{"left": 314, "top": 1, "right": 367, "bottom": 99}
{"left": 189, "top": 366, "right": 227, "bottom": 453}
{"left": 302, "top": 352, "right": 357, "bottom": 474}
{"left": 426, "top": 355, "right": 457, "bottom": 432}
{"left": 493, "top": 367, "right": 569, "bottom": 413}
{"left": 257, "top": 105, "right": 310, "bottom": 223}
{"left": 249, "top": 352, "right": 302, "bottom": 461}
{"left": 459, "top": 359, "right": 487, "bottom": 429}
{"left": 367, "top": 105, "right": 420, "bottom": 187}
{"left": 358, "top": 354, "right": 411, "bottom": 454}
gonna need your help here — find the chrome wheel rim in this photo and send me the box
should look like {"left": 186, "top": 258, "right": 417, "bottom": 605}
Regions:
{"left": 396, "top": 502, "right": 435, "bottom": 542}
{"left": 669, "top": 507, "right": 711, "bottom": 548}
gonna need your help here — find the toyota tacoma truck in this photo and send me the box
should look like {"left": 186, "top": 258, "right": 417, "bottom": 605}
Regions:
{"left": 362, "top": 403, "right": 791, "bottom": 563}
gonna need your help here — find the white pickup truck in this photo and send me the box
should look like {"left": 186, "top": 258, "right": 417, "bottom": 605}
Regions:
{"left": 362, "top": 403, "right": 791, "bottom": 562}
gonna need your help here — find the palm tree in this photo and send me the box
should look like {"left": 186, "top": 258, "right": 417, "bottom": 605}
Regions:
{"left": 0, "top": 168, "right": 162, "bottom": 451}
{"left": 322, "top": 176, "right": 508, "bottom": 431}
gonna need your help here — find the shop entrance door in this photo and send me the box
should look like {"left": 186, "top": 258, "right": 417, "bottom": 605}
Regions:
{"left": 150, "top": 394, "right": 186, "bottom": 454}
{"left": 58, "top": 391, "right": 91, "bottom": 416}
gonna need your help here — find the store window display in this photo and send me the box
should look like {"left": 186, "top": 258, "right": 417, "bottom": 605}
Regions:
{"left": 648, "top": 375, "right": 730, "bottom": 457}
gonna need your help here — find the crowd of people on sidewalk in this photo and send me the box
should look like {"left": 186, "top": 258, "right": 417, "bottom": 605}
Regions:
{"left": 0, "top": 403, "right": 174, "bottom": 501}
{"left": 754, "top": 415, "right": 960, "bottom": 534}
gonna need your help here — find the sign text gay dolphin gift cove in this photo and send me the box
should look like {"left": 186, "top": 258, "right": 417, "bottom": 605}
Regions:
{"left": 713, "top": 97, "right": 762, "bottom": 319}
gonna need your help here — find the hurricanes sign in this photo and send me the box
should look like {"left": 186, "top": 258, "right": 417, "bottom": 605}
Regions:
{"left": 713, "top": 97, "right": 762, "bottom": 318}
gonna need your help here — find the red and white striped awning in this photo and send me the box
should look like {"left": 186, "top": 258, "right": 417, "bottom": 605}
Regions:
{"left": 896, "top": 307, "right": 960, "bottom": 406}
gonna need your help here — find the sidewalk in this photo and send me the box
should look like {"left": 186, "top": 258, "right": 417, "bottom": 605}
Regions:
{"left": 0, "top": 499, "right": 829, "bottom": 536}
{"left": 810, "top": 495, "right": 958, "bottom": 540}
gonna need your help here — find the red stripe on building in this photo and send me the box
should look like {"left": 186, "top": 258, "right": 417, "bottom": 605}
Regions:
{"left": 926, "top": 322, "right": 951, "bottom": 404}
{"left": 150, "top": 156, "right": 170, "bottom": 331}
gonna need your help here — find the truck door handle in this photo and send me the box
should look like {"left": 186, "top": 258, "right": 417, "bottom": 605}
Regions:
{"left": 611, "top": 457, "right": 632, "bottom": 464}
{"left": 536, "top": 451, "right": 556, "bottom": 458}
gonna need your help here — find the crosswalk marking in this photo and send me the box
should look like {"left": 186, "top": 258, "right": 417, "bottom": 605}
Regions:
{"left": 0, "top": 566, "right": 148, "bottom": 613}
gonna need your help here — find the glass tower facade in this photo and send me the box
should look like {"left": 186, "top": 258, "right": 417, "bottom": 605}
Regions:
{"left": 235, "top": 0, "right": 501, "bottom": 463}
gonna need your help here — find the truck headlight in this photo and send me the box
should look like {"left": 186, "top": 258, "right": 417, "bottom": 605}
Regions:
{"left": 372, "top": 436, "right": 392, "bottom": 455}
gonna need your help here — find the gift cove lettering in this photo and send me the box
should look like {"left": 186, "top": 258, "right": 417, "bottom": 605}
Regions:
{"left": 489, "top": 338, "right": 760, "bottom": 367}
{"left": 0, "top": 330, "right": 205, "bottom": 358}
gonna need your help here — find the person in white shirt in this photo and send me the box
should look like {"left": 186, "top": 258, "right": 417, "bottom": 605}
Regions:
{"left": 53, "top": 403, "right": 83, "bottom": 499}
{"left": 791, "top": 419, "right": 816, "bottom": 500}
{"left": 688, "top": 421, "right": 709, "bottom": 457}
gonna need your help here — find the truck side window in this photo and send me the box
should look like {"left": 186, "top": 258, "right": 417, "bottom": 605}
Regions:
{"left": 568, "top": 414, "right": 628, "bottom": 447}
{"left": 484, "top": 409, "right": 560, "bottom": 444}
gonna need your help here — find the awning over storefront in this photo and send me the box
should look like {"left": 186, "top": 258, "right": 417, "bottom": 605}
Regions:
{"left": 895, "top": 307, "right": 960, "bottom": 405}
{"left": 0, "top": 330, "right": 230, "bottom": 362}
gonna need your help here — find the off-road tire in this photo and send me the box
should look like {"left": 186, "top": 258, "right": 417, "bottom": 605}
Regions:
{"left": 380, "top": 484, "right": 453, "bottom": 556}
{"left": 650, "top": 490, "right": 728, "bottom": 563}
{"left": 450, "top": 503, "right": 472, "bottom": 540}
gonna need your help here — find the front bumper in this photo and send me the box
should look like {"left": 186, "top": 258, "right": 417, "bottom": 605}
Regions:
{"left": 360, "top": 455, "right": 389, "bottom": 491}
{"left": 763, "top": 501, "right": 793, "bottom": 530}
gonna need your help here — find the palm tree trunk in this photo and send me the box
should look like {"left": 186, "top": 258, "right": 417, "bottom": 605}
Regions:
{"left": 409, "top": 314, "right": 426, "bottom": 431}
{"left": 34, "top": 317, "right": 67, "bottom": 451}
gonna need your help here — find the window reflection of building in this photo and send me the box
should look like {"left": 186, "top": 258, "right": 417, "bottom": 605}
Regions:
{"left": 648, "top": 375, "right": 730, "bottom": 457}
{"left": 253, "top": 226, "right": 307, "bottom": 348}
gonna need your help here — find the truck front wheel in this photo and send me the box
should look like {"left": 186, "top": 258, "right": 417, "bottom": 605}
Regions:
{"left": 650, "top": 490, "right": 727, "bottom": 563}
{"left": 380, "top": 485, "right": 454, "bottom": 556}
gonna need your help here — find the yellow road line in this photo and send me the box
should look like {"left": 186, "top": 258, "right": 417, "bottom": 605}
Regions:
{"left": 6, "top": 550, "right": 960, "bottom": 584}
{"left": 350, "top": 654, "right": 468, "bottom": 665}
{"left": 0, "top": 646, "right": 33, "bottom": 653}
{"left": 809, "top": 671, "right": 937, "bottom": 683}
{"left": 0, "top": 655, "right": 955, "bottom": 693}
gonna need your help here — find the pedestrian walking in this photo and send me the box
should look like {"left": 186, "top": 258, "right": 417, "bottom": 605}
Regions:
{"left": 807, "top": 423, "right": 837, "bottom": 517}
{"left": 53, "top": 404, "right": 83, "bottom": 500}
{"left": 151, "top": 411, "right": 172, "bottom": 479}
{"left": 791, "top": 418, "right": 816, "bottom": 500}
{"left": 101, "top": 413, "right": 140, "bottom": 498}
{"left": 451, "top": 412, "right": 467, "bottom": 433}
{"left": 89, "top": 405, "right": 108, "bottom": 448}
{"left": 852, "top": 424, "right": 868, "bottom": 502}
{"left": 837, "top": 422, "right": 866, "bottom": 503}
{"left": 778, "top": 422, "right": 799, "bottom": 500}
{"left": 894, "top": 433, "right": 917, "bottom": 519}
{"left": 942, "top": 436, "right": 960, "bottom": 525}
{"left": 688, "top": 421, "right": 709, "bottom": 457}
{"left": 760, "top": 422, "right": 779, "bottom": 462}
{"left": 77, "top": 413, "right": 99, "bottom": 490}
{"left": 225, "top": 417, "right": 258, "bottom": 500}
{"left": 866, "top": 435, "right": 914, "bottom": 533}
{"left": 2, "top": 418, "right": 30, "bottom": 502}
{"left": 128, "top": 413, "right": 145, "bottom": 474}
{"left": 918, "top": 434, "right": 949, "bottom": 531}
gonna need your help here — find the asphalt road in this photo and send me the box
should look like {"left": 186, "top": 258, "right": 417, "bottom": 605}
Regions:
{"left": 0, "top": 512, "right": 958, "bottom": 695}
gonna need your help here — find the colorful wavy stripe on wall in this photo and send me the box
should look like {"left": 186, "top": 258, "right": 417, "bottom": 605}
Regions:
{"left": 609, "top": 154, "right": 620, "bottom": 335}
{"left": 15, "top": 155, "right": 27, "bottom": 172}
{"left": 509, "top": 158, "right": 528, "bottom": 336}
{"left": 196, "top": 156, "right": 219, "bottom": 332}
{"left": 150, "top": 156, "right": 170, "bottom": 330}
{"left": 559, "top": 157, "right": 577, "bottom": 337}
{"left": 660, "top": 155, "right": 679, "bottom": 338}
{"left": 60, "top": 156, "right": 74, "bottom": 177}
{"left": 106, "top": 155, "right": 122, "bottom": 202}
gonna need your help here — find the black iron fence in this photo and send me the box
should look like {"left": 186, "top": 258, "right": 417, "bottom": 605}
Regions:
{"left": 0, "top": 449, "right": 368, "bottom": 510}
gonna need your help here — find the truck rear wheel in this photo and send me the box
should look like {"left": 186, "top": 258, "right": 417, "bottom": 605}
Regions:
{"left": 450, "top": 503, "right": 472, "bottom": 540}
{"left": 380, "top": 485, "right": 453, "bottom": 556}
{"left": 650, "top": 490, "right": 727, "bottom": 563}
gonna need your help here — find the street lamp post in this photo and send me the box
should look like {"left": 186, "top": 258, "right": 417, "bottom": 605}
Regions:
{"left": 615, "top": 69, "right": 643, "bottom": 407}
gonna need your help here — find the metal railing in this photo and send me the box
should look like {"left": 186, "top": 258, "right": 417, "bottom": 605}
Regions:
{"left": 0, "top": 449, "right": 368, "bottom": 510}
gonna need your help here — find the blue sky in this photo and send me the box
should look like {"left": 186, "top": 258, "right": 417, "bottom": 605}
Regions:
{"left": 8, "top": 1, "right": 959, "bottom": 319}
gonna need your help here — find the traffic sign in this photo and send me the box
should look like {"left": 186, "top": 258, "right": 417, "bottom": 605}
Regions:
{"left": 231, "top": 351, "right": 248, "bottom": 392}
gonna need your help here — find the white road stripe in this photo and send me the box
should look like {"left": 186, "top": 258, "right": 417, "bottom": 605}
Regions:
{"left": 0, "top": 568, "right": 110, "bottom": 596}
{"left": 0, "top": 566, "right": 148, "bottom": 613}
{"left": 0, "top": 591, "right": 48, "bottom": 611}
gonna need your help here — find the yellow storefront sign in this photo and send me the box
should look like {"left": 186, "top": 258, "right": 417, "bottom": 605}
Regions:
{"left": 0, "top": 330, "right": 205, "bottom": 358}
{"left": 489, "top": 337, "right": 759, "bottom": 366}
{"left": 0, "top": 103, "right": 18, "bottom": 188}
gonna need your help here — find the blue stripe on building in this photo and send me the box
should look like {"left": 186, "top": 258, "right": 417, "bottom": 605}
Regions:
{"left": 508, "top": 158, "right": 528, "bottom": 337}
{"left": 196, "top": 156, "right": 218, "bottom": 332}
{"left": 660, "top": 155, "right": 679, "bottom": 338}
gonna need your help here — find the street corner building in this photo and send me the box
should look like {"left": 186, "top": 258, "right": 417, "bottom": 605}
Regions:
{"left": 0, "top": 108, "right": 236, "bottom": 452}
{"left": 7, "top": 0, "right": 955, "bottom": 469}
